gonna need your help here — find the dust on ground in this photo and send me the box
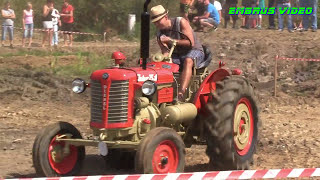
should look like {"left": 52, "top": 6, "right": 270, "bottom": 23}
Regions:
{"left": 0, "top": 28, "right": 319, "bottom": 178}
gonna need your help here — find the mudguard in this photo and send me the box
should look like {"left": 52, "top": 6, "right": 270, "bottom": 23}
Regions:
{"left": 192, "top": 68, "right": 231, "bottom": 113}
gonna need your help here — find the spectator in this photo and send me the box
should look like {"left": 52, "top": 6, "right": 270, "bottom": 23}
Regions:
{"left": 1, "top": 1, "right": 15, "bottom": 48}
{"left": 151, "top": 5, "right": 206, "bottom": 100}
{"left": 276, "top": 0, "right": 293, "bottom": 32}
{"left": 211, "top": 0, "right": 222, "bottom": 24}
{"left": 292, "top": 0, "right": 302, "bottom": 30}
{"left": 248, "top": 0, "right": 259, "bottom": 28}
{"left": 241, "top": 0, "right": 251, "bottom": 28}
{"left": 51, "top": 8, "right": 60, "bottom": 46}
{"left": 189, "top": 0, "right": 205, "bottom": 24}
{"left": 268, "top": 0, "right": 276, "bottom": 29}
{"left": 257, "top": 0, "right": 265, "bottom": 29}
{"left": 42, "top": 0, "right": 54, "bottom": 48}
{"left": 193, "top": 0, "right": 220, "bottom": 31}
{"left": 300, "top": 0, "right": 317, "bottom": 32}
{"left": 22, "top": 2, "right": 33, "bottom": 48}
{"left": 224, "top": 0, "right": 238, "bottom": 28}
{"left": 180, "top": 0, "right": 195, "bottom": 22}
{"left": 60, "top": 0, "right": 74, "bottom": 47}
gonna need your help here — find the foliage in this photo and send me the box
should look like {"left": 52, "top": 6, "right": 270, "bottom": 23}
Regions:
{"left": 0, "top": 0, "right": 180, "bottom": 39}
{"left": 51, "top": 51, "right": 113, "bottom": 77}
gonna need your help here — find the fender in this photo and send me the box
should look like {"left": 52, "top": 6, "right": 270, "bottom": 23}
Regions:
{"left": 192, "top": 68, "right": 231, "bottom": 112}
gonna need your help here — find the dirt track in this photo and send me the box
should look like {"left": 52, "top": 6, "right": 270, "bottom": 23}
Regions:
{"left": 0, "top": 29, "right": 320, "bottom": 178}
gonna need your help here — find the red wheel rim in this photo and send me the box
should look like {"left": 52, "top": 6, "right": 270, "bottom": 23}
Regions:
{"left": 233, "top": 98, "right": 254, "bottom": 156}
{"left": 48, "top": 135, "right": 78, "bottom": 175}
{"left": 152, "top": 140, "right": 179, "bottom": 173}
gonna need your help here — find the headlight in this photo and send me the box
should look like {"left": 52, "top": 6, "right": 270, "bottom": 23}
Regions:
{"left": 142, "top": 80, "right": 157, "bottom": 96}
{"left": 72, "top": 78, "right": 86, "bottom": 94}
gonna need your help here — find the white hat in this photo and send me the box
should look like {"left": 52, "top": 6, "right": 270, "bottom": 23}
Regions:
{"left": 150, "top": 5, "right": 168, "bottom": 23}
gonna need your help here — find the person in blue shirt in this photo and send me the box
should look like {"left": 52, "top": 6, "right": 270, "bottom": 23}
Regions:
{"left": 192, "top": 0, "right": 220, "bottom": 31}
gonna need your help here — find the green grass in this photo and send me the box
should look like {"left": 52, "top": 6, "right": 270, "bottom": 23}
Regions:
{"left": 50, "top": 51, "right": 113, "bottom": 77}
{"left": 1, "top": 49, "right": 76, "bottom": 58}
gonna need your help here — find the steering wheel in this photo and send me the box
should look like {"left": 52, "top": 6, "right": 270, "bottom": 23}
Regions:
{"left": 157, "top": 30, "right": 192, "bottom": 57}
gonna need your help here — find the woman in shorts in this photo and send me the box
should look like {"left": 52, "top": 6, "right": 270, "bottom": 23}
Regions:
{"left": 42, "top": 0, "right": 54, "bottom": 48}
{"left": 22, "top": 2, "right": 34, "bottom": 47}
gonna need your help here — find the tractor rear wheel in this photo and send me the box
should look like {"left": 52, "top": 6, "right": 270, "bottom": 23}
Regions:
{"left": 32, "top": 127, "right": 47, "bottom": 176}
{"left": 135, "top": 127, "right": 185, "bottom": 174}
{"left": 33, "top": 122, "right": 85, "bottom": 177}
{"left": 205, "top": 75, "right": 259, "bottom": 170}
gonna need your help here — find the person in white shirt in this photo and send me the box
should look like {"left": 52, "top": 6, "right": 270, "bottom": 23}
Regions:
{"left": 51, "top": 8, "right": 60, "bottom": 46}
{"left": 211, "top": 0, "right": 222, "bottom": 23}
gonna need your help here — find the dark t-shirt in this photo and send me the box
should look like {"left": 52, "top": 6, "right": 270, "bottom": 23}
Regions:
{"left": 226, "top": 0, "right": 238, "bottom": 4}
{"left": 277, "top": 0, "right": 290, "bottom": 4}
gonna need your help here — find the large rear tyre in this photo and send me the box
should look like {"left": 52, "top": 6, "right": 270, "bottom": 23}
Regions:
{"left": 33, "top": 122, "right": 85, "bottom": 177}
{"left": 32, "top": 127, "right": 47, "bottom": 176}
{"left": 135, "top": 127, "right": 185, "bottom": 174}
{"left": 205, "top": 75, "right": 259, "bottom": 170}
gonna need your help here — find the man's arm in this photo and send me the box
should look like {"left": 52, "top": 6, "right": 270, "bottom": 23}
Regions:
{"left": 197, "top": 11, "right": 210, "bottom": 19}
{"left": 11, "top": 10, "right": 15, "bottom": 19}
{"left": 157, "top": 38, "right": 169, "bottom": 56}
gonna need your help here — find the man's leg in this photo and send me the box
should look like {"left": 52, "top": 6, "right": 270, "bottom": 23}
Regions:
{"left": 268, "top": 0, "right": 275, "bottom": 28}
{"left": 300, "top": 0, "right": 309, "bottom": 30}
{"left": 9, "top": 26, "right": 13, "bottom": 47}
{"left": 311, "top": 0, "right": 318, "bottom": 31}
{"left": 1, "top": 26, "right": 7, "bottom": 46}
{"left": 69, "top": 34, "right": 73, "bottom": 47}
{"left": 277, "top": 4, "right": 284, "bottom": 30}
{"left": 179, "top": 58, "right": 193, "bottom": 100}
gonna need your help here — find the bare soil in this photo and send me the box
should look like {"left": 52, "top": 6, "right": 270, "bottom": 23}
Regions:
{"left": 0, "top": 28, "right": 320, "bottom": 178}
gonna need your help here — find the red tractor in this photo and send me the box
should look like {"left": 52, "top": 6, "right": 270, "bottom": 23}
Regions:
{"left": 32, "top": 0, "right": 259, "bottom": 177}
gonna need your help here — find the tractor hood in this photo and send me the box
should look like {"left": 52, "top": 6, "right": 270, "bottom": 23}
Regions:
{"left": 90, "top": 62, "right": 179, "bottom": 84}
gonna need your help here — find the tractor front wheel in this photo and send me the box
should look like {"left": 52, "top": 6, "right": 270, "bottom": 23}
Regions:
{"left": 32, "top": 122, "right": 85, "bottom": 177}
{"left": 135, "top": 127, "right": 185, "bottom": 174}
{"left": 205, "top": 75, "right": 259, "bottom": 170}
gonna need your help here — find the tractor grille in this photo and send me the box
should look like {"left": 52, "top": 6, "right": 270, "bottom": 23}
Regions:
{"left": 90, "top": 80, "right": 103, "bottom": 123}
{"left": 108, "top": 80, "right": 129, "bottom": 123}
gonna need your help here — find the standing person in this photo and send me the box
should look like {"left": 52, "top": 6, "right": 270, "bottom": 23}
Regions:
{"left": 1, "top": 1, "right": 15, "bottom": 48}
{"left": 300, "top": 0, "right": 317, "bottom": 32}
{"left": 268, "top": 0, "right": 276, "bottom": 29}
{"left": 193, "top": 0, "right": 220, "bottom": 31}
{"left": 292, "top": 0, "right": 302, "bottom": 30}
{"left": 241, "top": 0, "right": 251, "bottom": 28}
{"left": 60, "top": 0, "right": 74, "bottom": 47}
{"left": 42, "top": 0, "right": 54, "bottom": 48}
{"left": 22, "top": 2, "right": 34, "bottom": 47}
{"left": 276, "top": 0, "right": 293, "bottom": 32}
{"left": 51, "top": 8, "right": 60, "bottom": 46}
{"left": 256, "top": 0, "right": 265, "bottom": 29}
{"left": 180, "top": 0, "right": 195, "bottom": 21}
{"left": 151, "top": 5, "right": 207, "bottom": 100}
{"left": 224, "top": 0, "right": 238, "bottom": 28}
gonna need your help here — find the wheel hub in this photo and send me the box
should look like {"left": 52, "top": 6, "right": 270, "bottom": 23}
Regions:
{"left": 51, "top": 145, "right": 64, "bottom": 163}
{"left": 160, "top": 156, "right": 169, "bottom": 166}
{"left": 234, "top": 103, "right": 250, "bottom": 150}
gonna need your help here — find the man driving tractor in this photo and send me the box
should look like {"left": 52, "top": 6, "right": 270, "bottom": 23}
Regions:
{"left": 151, "top": 5, "right": 208, "bottom": 101}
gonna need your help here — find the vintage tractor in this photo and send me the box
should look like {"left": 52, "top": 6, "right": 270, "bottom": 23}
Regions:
{"left": 32, "top": 0, "right": 259, "bottom": 177}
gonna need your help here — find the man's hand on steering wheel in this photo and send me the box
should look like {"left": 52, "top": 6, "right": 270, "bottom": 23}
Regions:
{"left": 160, "top": 35, "right": 173, "bottom": 45}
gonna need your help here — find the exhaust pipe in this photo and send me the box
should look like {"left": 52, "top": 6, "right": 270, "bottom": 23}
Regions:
{"left": 140, "top": 0, "right": 151, "bottom": 70}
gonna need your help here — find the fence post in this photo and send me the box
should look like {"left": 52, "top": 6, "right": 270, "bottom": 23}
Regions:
{"left": 274, "top": 55, "right": 278, "bottom": 97}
